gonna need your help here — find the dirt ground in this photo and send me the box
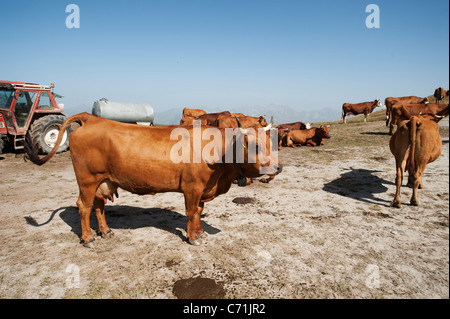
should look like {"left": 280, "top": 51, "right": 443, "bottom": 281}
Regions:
{"left": 0, "top": 115, "right": 448, "bottom": 299}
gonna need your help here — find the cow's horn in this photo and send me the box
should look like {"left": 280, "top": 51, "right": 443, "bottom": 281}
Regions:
{"left": 262, "top": 116, "right": 274, "bottom": 131}
{"left": 235, "top": 116, "right": 248, "bottom": 134}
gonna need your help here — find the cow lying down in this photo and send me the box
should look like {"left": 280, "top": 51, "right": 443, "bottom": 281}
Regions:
{"left": 283, "top": 126, "right": 331, "bottom": 147}
{"left": 24, "top": 113, "right": 283, "bottom": 247}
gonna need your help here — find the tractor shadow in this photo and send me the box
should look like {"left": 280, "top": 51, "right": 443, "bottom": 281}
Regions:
{"left": 25, "top": 205, "right": 221, "bottom": 243}
{"left": 323, "top": 167, "right": 394, "bottom": 206}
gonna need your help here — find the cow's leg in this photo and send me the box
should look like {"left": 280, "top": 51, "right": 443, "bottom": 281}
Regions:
{"left": 343, "top": 113, "right": 347, "bottom": 124}
{"left": 364, "top": 114, "right": 367, "bottom": 123}
{"left": 410, "top": 165, "right": 425, "bottom": 206}
{"left": 196, "top": 202, "right": 208, "bottom": 239}
{"left": 391, "top": 157, "right": 407, "bottom": 208}
{"left": 94, "top": 198, "right": 113, "bottom": 239}
{"left": 389, "top": 122, "right": 395, "bottom": 135}
{"left": 184, "top": 193, "right": 204, "bottom": 245}
{"left": 76, "top": 191, "right": 96, "bottom": 247}
{"left": 286, "top": 136, "right": 294, "bottom": 147}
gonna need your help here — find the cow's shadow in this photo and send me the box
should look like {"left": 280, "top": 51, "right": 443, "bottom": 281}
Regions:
{"left": 25, "top": 205, "right": 221, "bottom": 243}
{"left": 323, "top": 167, "right": 394, "bottom": 206}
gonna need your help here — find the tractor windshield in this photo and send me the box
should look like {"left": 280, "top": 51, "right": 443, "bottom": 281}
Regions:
{"left": 0, "top": 89, "right": 15, "bottom": 109}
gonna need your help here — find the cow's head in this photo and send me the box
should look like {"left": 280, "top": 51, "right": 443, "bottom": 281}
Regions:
{"left": 318, "top": 125, "right": 331, "bottom": 139}
{"left": 375, "top": 99, "right": 382, "bottom": 108}
{"left": 234, "top": 117, "right": 282, "bottom": 179}
{"left": 258, "top": 116, "right": 269, "bottom": 127}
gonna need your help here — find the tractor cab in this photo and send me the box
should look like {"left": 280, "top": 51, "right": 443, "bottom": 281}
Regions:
{"left": 0, "top": 81, "right": 71, "bottom": 154}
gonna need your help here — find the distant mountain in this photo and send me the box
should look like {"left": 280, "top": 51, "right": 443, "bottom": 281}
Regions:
{"left": 154, "top": 105, "right": 342, "bottom": 125}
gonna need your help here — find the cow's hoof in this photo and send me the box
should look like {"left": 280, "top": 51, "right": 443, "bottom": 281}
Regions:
{"left": 83, "top": 239, "right": 95, "bottom": 248}
{"left": 391, "top": 201, "right": 401, "bottom": 208}
{"left": 189, "top": 238, "right": 202, "bottom": 246}
{"left": 410, "top": 200, "right": 419, "bottom": 206}
{"left": 101, "top": 230, "right": 114, "bottom": 239}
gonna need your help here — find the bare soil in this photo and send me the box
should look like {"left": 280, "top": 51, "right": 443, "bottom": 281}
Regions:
{"left": 0, "top": 114, "right": 448, "bottom": 299}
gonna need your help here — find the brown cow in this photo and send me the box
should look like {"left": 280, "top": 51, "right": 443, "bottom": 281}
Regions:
{"left": 183, "top": 108, "right": 206, "bottom": 118}
{"left": 389, "top": 103, "right": 448, "bottom": 134}
{"left": 390, "top": 116, "right": 442, "bottom": 208}
{"left": 196, "top": 111, "right": 232, "bottom": 126}
{"left": 180, "top": 117, "right": 207, "bottom": 126}
{"left": 276, "top": 122, "right": 311, "bottom": 150}
{"left": 385, "top": 96, "right": 428, "bottom": 126}
{"left": 24, "top": 113, "right": 282, "bottom": 247}
{"left": 342, "top": 100, "right": 382, "bottom": 124}
{"left": 277, "top": 122, "right": 311, "bottom": 131}
{"left": 283, "top": 126, "right": 330, "bottom": 147}
{"left": 217, "top": 115, "right": 269, "bottom": 129}
{"left": 434, "top": 87, "right": 449, "bottom": 104}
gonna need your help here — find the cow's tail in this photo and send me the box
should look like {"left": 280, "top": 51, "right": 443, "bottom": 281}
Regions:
{"left": 24, "top": 112, "right": 90, "bottom": 166}
{"left": 408, "top": 116, "right": 420, "bottom": 175}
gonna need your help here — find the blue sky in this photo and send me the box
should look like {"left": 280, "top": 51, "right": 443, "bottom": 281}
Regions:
{"left": 1, "top": 0, "right": 448, "bottom": 119}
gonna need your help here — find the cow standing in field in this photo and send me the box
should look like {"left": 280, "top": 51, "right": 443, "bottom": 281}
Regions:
{"left": 180, "top": 111, "right": 231, "bottom": 127}
{"left": 216, "top": 115, "right": 269, "bottom": 129}
{"left": 434, "top": 87, "right": 449, "bottom": 104}
{"left": 342, "top": 100, "right": 382, "bottom": 124}
{"left": 24, "top": 113, "right": 282, "bottom": 247}
{"left": 390, "top": 116, "right": 442, "bottom": 208}
{"left": 385, "top": 96, "right": 429, "bottom": 127}
{"left": 388, "top": 103, "right": 449, "bottom": 135}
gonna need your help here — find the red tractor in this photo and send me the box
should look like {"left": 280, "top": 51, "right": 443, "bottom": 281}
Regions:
{"left": 0, "top": 80, "right": 72, "bottom": 154}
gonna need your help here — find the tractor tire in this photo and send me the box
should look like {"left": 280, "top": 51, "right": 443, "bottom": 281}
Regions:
{"left": 29, "top": 115, "right": 72, "bottom": 155}
{"left": 0, "top": 138, "right": 4, "bottom": 154}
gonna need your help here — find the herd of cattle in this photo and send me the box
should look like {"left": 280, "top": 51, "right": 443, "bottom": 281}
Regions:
{"left": 341, "top": 87, "right": 449, "bottom": 208}
{"left": 180, "top": 108, "right": 330, "bottom": 150}
{"left": 23, "top": 87, "right": 448, "bottom": 247}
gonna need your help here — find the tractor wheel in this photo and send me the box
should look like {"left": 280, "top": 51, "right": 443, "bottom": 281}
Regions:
{"left": 29, "top": 115, "right": 72, "bottom": 154}
{"left": 0, "top": 138, "right": 4, "bottom": 154}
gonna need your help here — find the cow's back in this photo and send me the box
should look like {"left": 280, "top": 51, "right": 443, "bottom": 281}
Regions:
{"left": 69, "top": 118, "right": 189, "bottom": 194}
{"left": 414, "top": 119, "right": 442, "bottom": 165}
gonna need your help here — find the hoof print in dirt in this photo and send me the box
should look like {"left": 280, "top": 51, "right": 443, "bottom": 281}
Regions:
{"left": 232, "top": 197, "right": 256, "bottom": 205}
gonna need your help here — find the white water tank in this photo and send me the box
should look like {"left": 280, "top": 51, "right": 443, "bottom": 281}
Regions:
{"left": 92, "top": 98, "right": 154, "bottom": 125}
